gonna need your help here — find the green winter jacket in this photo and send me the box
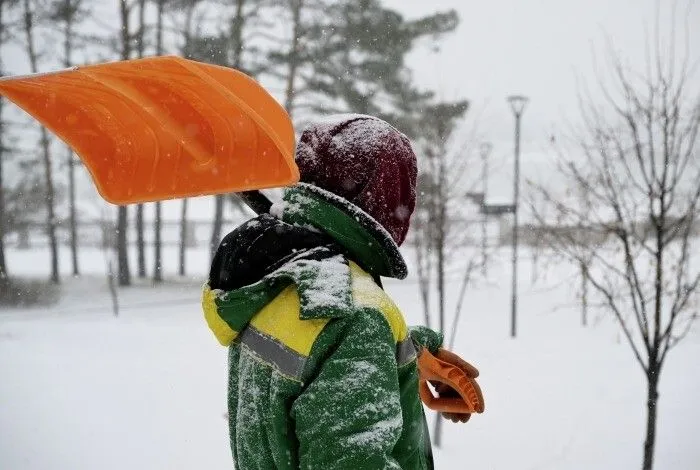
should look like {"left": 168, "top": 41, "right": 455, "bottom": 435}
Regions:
{"left": 203, "top": 183, "right": 443, "bottom": 470}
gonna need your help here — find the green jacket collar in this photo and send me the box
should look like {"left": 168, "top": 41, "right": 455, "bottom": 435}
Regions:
{"left": 270, "top": 183, "right": 408, "bottom": 280}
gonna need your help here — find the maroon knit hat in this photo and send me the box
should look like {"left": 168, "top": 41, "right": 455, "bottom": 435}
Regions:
{"left": 294, "top": 114, "right": 417, "bottom": 245}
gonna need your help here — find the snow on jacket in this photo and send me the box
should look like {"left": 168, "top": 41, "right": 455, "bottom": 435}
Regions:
{"left": 202, "top": 183, "right": 442, "bottom": 469}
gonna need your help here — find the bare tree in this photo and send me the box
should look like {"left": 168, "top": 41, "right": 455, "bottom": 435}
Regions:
{"left": 22, "top": 0, "right": 60, "bottom": 284}
{"left": 62, "top": 0, "right": 78, "bottom": 277}
{"left": 530, "top": 23, "right": 700, "bottom": 470}
{"left": 0, "top": 0, "right": 18, "bottom": 283}
{"left": 578, "top": 258, "right": 590, "bottom": 326}
{"left": 448, "top": 258, "right": 479, "bottom": 349}
{"left": 411, "top": 201, "right": 433, "bottom": 329}
{"left": 413, "top": 101, "right": 489, "bottom": 447}
{"left": 0, "top": 80, "right": 6, "bottom": 284}
{"left": 178, "top": 197, "right": 187, "bottom": 276}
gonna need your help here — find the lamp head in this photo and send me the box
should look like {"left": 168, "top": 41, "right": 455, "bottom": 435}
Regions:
{"left": 479, "top": 142, "right": 493, "bottom": 157}
{"left": 507, "top": 95, "right": 529, "bottom": 116}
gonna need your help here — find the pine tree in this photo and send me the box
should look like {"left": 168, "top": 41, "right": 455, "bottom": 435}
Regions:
{"left": 266, "top": 0, "right": 460, "bottom": 136}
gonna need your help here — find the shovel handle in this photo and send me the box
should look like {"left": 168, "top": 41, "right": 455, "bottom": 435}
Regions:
{"left": 238, "top": 190, "right": 272, "bottom": 215}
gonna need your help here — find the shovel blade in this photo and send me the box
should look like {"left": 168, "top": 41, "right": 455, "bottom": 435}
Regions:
{"left": 0, "top": 56, "right": 298, "bottom": 204}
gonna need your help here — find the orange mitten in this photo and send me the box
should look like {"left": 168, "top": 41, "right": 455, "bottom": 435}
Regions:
{"left": 417, "top": 347, "right": 485, "bottom": 422}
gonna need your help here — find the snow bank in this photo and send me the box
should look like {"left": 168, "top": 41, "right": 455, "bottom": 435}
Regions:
{"left": 1, "top": 247, "right": 699, "bottom": 469}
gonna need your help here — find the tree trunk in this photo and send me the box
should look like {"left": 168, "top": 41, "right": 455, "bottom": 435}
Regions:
{"left": 230, "top": 0, "right": 246, "bottom": 63}
{"left": 62, "top": 1, "right": 79, "bottom": 277}
{"left": 137, "top": 0, "right": 145, "bottom": 57}
{"left": 0, "top": 17, "right": 8, "bottom": 283}
{"left": 432, "top": 147, "right": 448, "bottom": 447}
{"left": 284, "top": 0, "right": 303, "bottom": 116}
{"left": 179, "top": 199, "right": 188, "bottom": 276}
{"left": 415, "top": 221, "right": 432, "bottom": 329}
{"left": 154, "top": 202, "right": 162, "bottom": 282}
{"left": 481, "top": 147, "right": 488, "bottom": 277}
{"left": 432, "top": 216, "right": 446, "bottom": 447}
{"left": 0, "top": 93, "right": 7, "bottom": 282}
{"left": 581, "top": 261, "right": 588, "bottom": 327}
{"left": 137, "top": 204, "right": 146, "bottom": 277}
{"left": 135, "top": 0, "right": 146, "bottom": 278}
{"left": 40, "top": 131, "right": 59, "bottom": 284}
{"left": 642, "top": 367, "right": 660, "bottom": 470}
{"left": 530, "top": 244, "right": 539, "bottom": 285}
{"left": 107, "top": 256, "right": 119, "bottom": 317}
{"left": 436, "top": 224, "right": 446, "bottom": 336}
{"left": 117, "top": 206, "right": 130, "bottom": 285}
{"left": 68, "top": 148, "right": 78, "bottom": 276}
{"left": 643, "top": 212, "right": 664, "bottom": 470}
{"left": 210, "top": 194, "right": 224, "bottom": 259}
{"left": 120, "top": 0, "right": 131, "bottom": 60}
{"left": 117, "top": 0, "right": 131, "bottom": 286}
{"left": 152, "top": 0, "right": 165, "bottom": 283}
{"left": 23, "top": 0, "right": 60, "bottom": 284}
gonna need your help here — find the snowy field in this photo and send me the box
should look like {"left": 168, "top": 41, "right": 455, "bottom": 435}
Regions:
{"left": 1, "top": 245, "right": 699, "bottom": 469}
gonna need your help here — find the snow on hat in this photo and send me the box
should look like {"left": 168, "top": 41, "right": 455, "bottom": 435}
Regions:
{"left": 294, "top": 114, "right": 417, "bottom": 246}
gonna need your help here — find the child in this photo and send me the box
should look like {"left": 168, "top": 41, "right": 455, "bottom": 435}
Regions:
{"left": 203, "top": 114, "right": 474, "bottom": 469}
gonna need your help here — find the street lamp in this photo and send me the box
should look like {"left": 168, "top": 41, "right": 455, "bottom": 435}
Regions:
{"left": 507, "top": 95, "right": 528, "bottom": 338}
{"left": 479, "top": 142, "right": 492, "bottom": 276}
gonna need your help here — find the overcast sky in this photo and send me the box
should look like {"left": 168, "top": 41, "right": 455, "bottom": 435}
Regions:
{"left": 383, "top": 0, "right": 700, "bottom": 202}
{"left": 386, "top": 0, "right": 699, "bottom": 137}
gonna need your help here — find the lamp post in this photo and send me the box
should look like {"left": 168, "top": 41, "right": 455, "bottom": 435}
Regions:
{"left": 507, "top": 95, "right": 528, "bottom": 338}
{"left": 479, "top": 142, "right": 492, "bottom": 276}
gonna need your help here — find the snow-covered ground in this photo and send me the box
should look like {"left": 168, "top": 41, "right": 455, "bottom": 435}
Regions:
{"left": 1, "top": 245, "right": 699, "bottom": 469}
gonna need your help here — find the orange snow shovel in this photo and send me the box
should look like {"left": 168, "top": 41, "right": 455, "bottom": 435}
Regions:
{"left": 0, "top": 56, "right": 298, "bottom": 204}
{"left": 417, "top": 347, "right": 485, "bottom": 416}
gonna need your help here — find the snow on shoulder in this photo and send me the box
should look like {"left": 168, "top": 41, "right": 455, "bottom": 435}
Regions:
{"left": 281, "top": 252, "right": 351, "bottom": 313}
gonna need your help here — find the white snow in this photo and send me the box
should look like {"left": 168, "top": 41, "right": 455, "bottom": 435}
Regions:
{"left": 0, "top": 245, "right": 699, "bottom": 469}
{"left": 311, "top": 114, "right": 408, "bottom": 149}
{"left": 269, "top": 191, "right": 322, "bottom": 233}
{"left": 327, "top": 115, "right": 401, "bottom": 155}
{"left": 292, "top": 255, "right": 350, "bottom": 312}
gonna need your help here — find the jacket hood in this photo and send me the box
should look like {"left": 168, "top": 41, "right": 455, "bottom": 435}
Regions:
{"left": 203, "top": 183, "right": 409, "bottom": 346}
{"left": 208, "top": 213, "right": 334, "bottom": 292}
